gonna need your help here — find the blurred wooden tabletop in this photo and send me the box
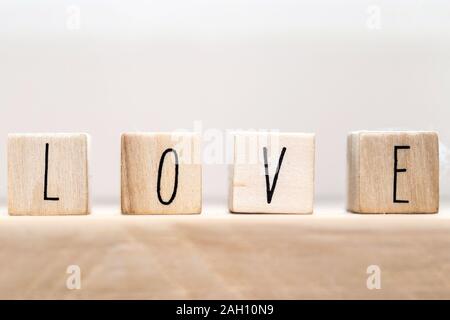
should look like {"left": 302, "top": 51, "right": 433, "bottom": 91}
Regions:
{"left": 1, "top": 201, "right": 449, "bottom": 300}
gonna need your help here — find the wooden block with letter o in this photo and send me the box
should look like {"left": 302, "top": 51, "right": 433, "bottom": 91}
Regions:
{"left": 229, "top": 132, "right": 315, "bottom": 214}
{"left": 8, "top": 133, "right": 90, "bottom": 215}
{"left": 347, "top": 131, "right": 439, "bottom": 214}
{"left": 121, "top": 132, "right": 202, "bottom": 214}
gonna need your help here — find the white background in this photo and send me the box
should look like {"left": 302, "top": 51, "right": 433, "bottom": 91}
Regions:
{"left": 1, "top": 0, "right": 449, "bottom": 204}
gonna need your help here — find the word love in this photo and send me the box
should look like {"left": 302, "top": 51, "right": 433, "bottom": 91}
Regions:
{"left": 7, "top": 131, "right": 439, "bottom": 216}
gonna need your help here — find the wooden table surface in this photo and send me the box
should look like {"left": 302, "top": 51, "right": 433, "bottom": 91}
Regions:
{"left": 1, "top": 201, "right": 449, "bottom": 300}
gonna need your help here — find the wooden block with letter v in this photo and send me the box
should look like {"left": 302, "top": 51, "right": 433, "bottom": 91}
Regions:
{"left": 347, "top": 131, "right": 439, "bottom": 214}
{"left": 8, "top": 133, "right": 90, "bottom": 215}
{"left": 229, "top": 132, "right": 315, "bottom": 214}
{"left": 121, "top": 132, "right": 202, "bottom": 214}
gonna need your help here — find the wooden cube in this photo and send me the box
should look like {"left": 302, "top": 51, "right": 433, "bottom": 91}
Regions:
{"left": 8, "top": 133, "right": 90, "bottom": 215}
{"left": 347, "top": 131, "right": 439, "bottom": 214}
{"left": 121, "top": 133, "right": 202, "bottom": 214}
{"left": 229, "top": 132, "right": 315, "bottom": 214}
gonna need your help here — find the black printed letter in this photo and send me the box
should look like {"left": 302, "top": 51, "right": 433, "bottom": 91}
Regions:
{"left": 157, "top": 148, "right": 179, "bottom": 205}
{"left": 393, "top": 145, "right": 410, "bottom": 204}
{"left": 263, "top": 147, "right": 287, "bottom": 204}
{"left": 44, "top": 143, "right": 59, "bottom": 201}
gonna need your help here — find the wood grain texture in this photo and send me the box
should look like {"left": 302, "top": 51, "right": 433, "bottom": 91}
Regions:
{"left": 347, "top": 131, "right": 439, "bottom": 214}
{"left": 229, "top": 132, "right": 315, "bottom": 214}
{"left": 2, "top": 209, "right": 450, "bottom": 299}
{"left": 8, "top": 133, "right": 90, "bottom": 215}
{"left": 121, "top": 133, "right": 202, "bottom": 214}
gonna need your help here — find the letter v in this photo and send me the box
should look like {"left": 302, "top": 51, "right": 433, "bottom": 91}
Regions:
{"left": 263, "top": 147, "right": 287, "bottom": 204}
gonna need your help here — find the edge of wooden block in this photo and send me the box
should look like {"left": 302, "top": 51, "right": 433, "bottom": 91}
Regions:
{"left": 228, "top": 134, "right": 237, "bottom": 213}
{"left": 347, "top": 132, "right": 361, "bottom": 213}
{"left": 121, "top": 211, "right": 201, "bottom": 215}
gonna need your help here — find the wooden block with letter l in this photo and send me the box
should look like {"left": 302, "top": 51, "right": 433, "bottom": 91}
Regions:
{"left": 8, "top": 133, "right": 90, "bottom": 215}
{"left": 347, "top": 131, "right": 439, "bottom": 214}
{"left": 229, "top": 132, "right": 315, "bottom": 214}
{"left": 121, "top": 132, "right": 202, "bottom": 214}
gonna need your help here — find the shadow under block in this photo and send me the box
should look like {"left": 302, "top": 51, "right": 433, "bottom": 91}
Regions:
{"left": 121, "top": 133, "right": 202, "bottom": 214}
{"left": 347, "top": 131, "right": 439, "bottom": 214}
{"left": 8, "top": 133, "right": 90, "bottom": 215}
{"left": 229, "top": 133, "right": 315, "bottom": 214}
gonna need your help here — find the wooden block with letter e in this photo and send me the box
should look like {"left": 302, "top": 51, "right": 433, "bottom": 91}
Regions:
{"left": 347, "top": 131, "right": 439, "bottom": 214}
{"left": 229, "top": 132, "right": 315, "bottom": 214}
{"left": 8, "top": 133, "right": 90, "bottom": 215}
{"left": 121, "top": 132, "right": 202, "bottom": 214}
